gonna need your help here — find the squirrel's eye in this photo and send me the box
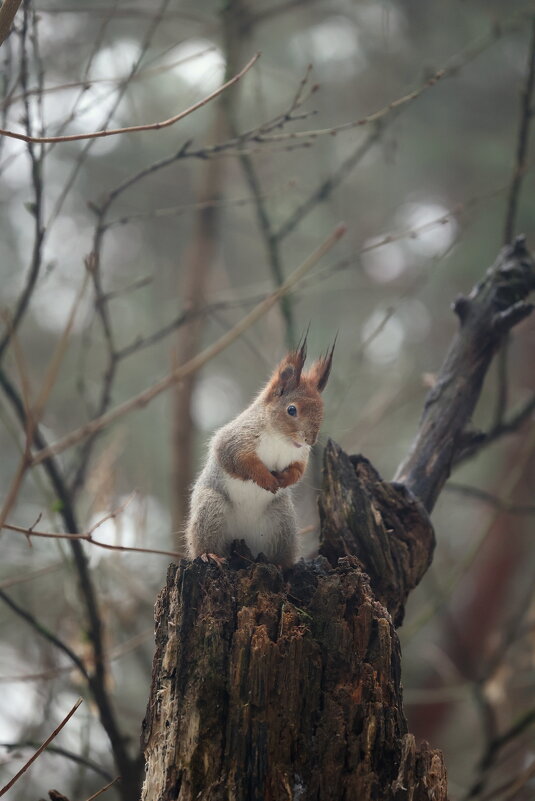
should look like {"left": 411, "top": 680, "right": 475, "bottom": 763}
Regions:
{"left": 287, "top": 405, "right": 297, "bottom": 417}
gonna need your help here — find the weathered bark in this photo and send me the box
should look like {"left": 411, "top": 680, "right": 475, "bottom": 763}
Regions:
{"left": 141, "top": 238, "right": 534, "bottom": 801}
{"left": 395, "top": 236, "right": 535, "bottom": 511}
{"left": 319, "top": 446, "right": 434, "bottom": 628}
{"left": 141, "top": 552, "right": 445, "bottom": 801}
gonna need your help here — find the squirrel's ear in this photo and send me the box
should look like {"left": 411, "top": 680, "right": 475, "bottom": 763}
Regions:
{"left": 269, "top": 338, "right": 307, "bottom": 396}
{"left": 307, "top": 339, "right": 336, "bottom": 393}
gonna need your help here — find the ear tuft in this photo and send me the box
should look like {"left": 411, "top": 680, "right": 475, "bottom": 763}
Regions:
{"left": 306, "top": 337, "right": 336, "bottom": 392}
{"left": 268, "top": 337, "right": 308, "bottom": 397}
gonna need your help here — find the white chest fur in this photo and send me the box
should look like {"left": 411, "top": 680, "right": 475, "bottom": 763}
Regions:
{"left": 256, "top": 431, "right": 308, "bottom": 472}
{"left": 220, "top": 432, "right": 307, "bottom": 558}
{"left": 222, "top": 473, "right": 276, "bottom": 554}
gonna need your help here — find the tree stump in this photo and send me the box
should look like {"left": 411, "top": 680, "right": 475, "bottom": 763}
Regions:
{"left": 140, "top": 445, "right": 446, "bottom": 801}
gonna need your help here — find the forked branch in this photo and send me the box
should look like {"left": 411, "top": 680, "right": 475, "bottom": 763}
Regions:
{"left": 395, "top": 236, "right": 535, "bottom": 512}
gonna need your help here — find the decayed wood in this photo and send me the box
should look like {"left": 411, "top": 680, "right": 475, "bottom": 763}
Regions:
{"left": 318, "top": 444, "right": 435, "bottom": 627}
{"left": 395, "top": 235, "right": 535, "bottom": 512}
{"left": 141, "top": 555, "right": 446, "bottom": 801}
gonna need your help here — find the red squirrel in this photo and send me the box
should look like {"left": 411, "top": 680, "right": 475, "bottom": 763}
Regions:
{"left": 185, "top": 338, "right": 334, "bottom": 568}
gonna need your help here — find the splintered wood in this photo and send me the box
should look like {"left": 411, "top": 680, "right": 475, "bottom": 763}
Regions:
{"left": 141, "top": 548, "right": 445, "bottom": 800}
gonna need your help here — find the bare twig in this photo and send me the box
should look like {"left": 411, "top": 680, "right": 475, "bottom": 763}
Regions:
{"left": 0, "top": 697, "right": 82, "bottom": 797}
{"left": 90, "top": 93, "right": 317, "bottom": 221}
{"left": 0, "top": 53, "right": 259, "bottom": 143}
{"left": 226, "top": 14, "right": 531, "bottom": 155}
{"left": 0, "top": 587, "right": 90, "bottom": 679}
{"left": 0, "top": 562, "right": 63, "bottom": 590}
{"left": 492, "top": 334, "right": 510, "bottom": 428}
{"left": 402, "top": 430, "right": 535, "bottom": 641}
{"left": 467, "top": 709, "right": 535, "bottom": 799}
{"left": 445, "top": 482, "right": 535, "bottom": 515}
{"left": 0, "top": 4, "right": 45, "bottom": 363}
{"left": 0, "top": 367, "right": 136, "bottom": 795}
{"left": 454, "top": 393, "right": 535, "bottom": 467}
{"left": 105, "top": 179, "right": 515, "bottom": 365}
{"left": 0, "top": 266, "right": 89, "bottom": 533}
{"left": 2, "top": 519, "right": 183, "bottom": 559}
{"left": 85, "top": 776, "right": 120, "bottom": 801}
{"left": 503, "top": 20, "right": 535, "bottom": 244}
{"left": 0, "top": 626, "right": 154, "bottom": 683}
{"left": 103, "top": 275, "right": 152, "bottom": 300}
{"left": 69, "top": 255, "right": 118, "bottom": 496}
{"left": 494, "top": 21, "right": 535, "bottom": 433}
{"left": 104, "top": 187, "right": 293, "bottom": 228}
{"left": 250, "top": 0, "right": 319, "bottom": 25}
{"left": 235, "top": 149, "right": 295, "bottom": 345}
{"left": 84, "top": 19, "right": 503, "bottom": 225}
{"left": 274, "top": 119, "right": 389, "bottom": 243}
{"left": 477, "top": 761, "right": 535, "bottom": 801}
{"left": 31, "top": 224, "right": 346, "bottom": 466}
{"left": 225, "top": 66, "right": 319, "bottom": 347}
{"left": 0, "top": 742, "right": 113, "bottom": 781}
{"left": 0, "top": 44, "right": 218, "bottom": 110}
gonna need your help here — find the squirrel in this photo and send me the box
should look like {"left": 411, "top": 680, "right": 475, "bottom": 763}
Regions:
{"left": 185, "top": 337, "right": 334, "bottom": 568}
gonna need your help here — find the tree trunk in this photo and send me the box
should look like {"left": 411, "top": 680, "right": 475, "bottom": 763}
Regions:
{"left": 140, "top": 557, "right": 445, "bottom": 801}
{"left": 141, "top": 238, "right": 534, "bottom": 800}
{"left": 140, "top": 445, "right": 444, "bottom": 801}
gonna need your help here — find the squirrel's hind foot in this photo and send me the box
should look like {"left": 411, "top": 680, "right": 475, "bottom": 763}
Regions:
{"left": 199, "top": 552, "right": 227, "bottom": 569}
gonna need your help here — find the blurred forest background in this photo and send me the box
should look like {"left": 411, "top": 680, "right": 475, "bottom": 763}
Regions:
{"left": 0, "top": 0, "right": 534, "bottom": 799}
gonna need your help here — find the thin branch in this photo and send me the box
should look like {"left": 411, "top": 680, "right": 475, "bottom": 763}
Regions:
{"left": 466, "top": 709, "right": 535, "bottom": 799}
{"left": 250, "top": 0, "right": 318, "bottom": 25}
{"left": 69, "top": 254, "right": 118, "bottom": 496}
{"left": 0, "top": 742, "right": 113, "bottom": 781}
{"left": 90, "top": 86, "right": 317, "bottom": 220}
{"left": 225, "top": 66, "right": 319, "bottom": 347}
{"left": 241, "top": 22, "right": 503, "bottom": 147}
{"left": 454, "top": 393, "right": 535, "bottom": 467}
{"left": 0, "top": 53, "right": 259, "bottom": 143}
{"left": 0, "top": 562, "right": 62, "bottom": 590}
{"left": 2, "top": 519, "right": 183, "bottom": 559}
{"left": 0, "top": 364, "right": 136, "bottom": 791}
{"left": 274, "top": 118, "right": 389, "bottom": 243}
{"left": 103, "top": 275, "right": 152, "bottom": 300}
{"left": 477, "top": 761, "right": 535, "bottom": 801}
{"left": 104, "top": 187, "right": 292, "bottom": 228}
{"left": 0, "top": 5, "right": 45, "bottom": 363}
{"left": 42, "top": 0, "right": 123, "bottom": 227}
{"left": 492, "top": 334, "right": 510, "bottom": 428}
{"left": 85, "top": 777, "right": 120, "bottom": 801}
{"left": 0, "top": 626, "right": 154, "bottom": 683}
{"left": 235, "top": 148, "right": 295, "bottom": 346}
{"left": 0, "top": 265, "right": 90, "bottom": 532}
{"left": 503, "top": 20, "right": 535, "bottom": 244}
{"left": 30, "top": 224, "right": 346, "bottom": 466}
{"left": 0, "top": 698, "right": 82, "bottom": 798}
{"left": 445, "top": 482, "right": 535, "bottom": 515}
{"left": 0, "top": 587, "right": 90, "bottom": 679}
{"left": 494, "top": 20, "right": 535, "bottom": 436}
{"left": 0, "top": 44, "right": 218, "bottom": 110}
{"left": 402, "top": 431, "right": 535, "bottom": 641}
{"left": 107, "top": 179, "right": 514, "bottom": 364}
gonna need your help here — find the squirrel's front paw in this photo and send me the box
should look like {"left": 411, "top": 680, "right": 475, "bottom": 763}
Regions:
{"left": 272, "top": 463, "right": 303, "bottom": 488}
{"left": 261, "top": 472, "right": 280, "bottom": 493}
